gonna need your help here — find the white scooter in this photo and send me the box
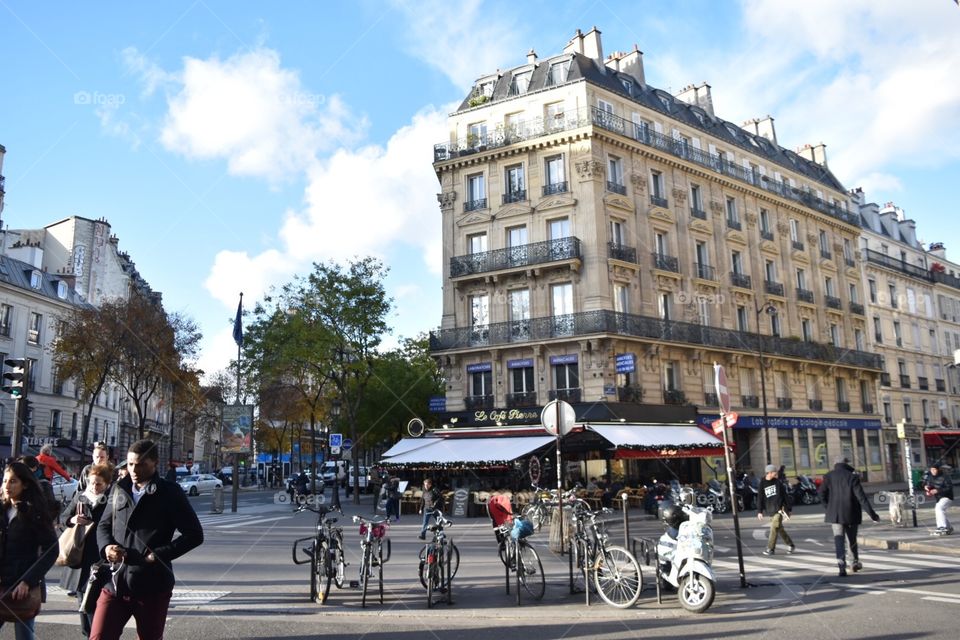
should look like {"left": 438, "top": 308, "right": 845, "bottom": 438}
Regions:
{"left": 656, "top": 497, "right": 716, "bottom": 613}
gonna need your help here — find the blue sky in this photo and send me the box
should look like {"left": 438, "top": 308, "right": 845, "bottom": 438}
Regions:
{"left": 2, "top": 0, "right": 959, "bottom": 378}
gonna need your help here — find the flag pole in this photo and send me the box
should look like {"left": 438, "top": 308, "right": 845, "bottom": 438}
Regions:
{"left": 233, "top": 292, "right": 243, "bottom": 512}
{"left": 235, "top": 292, "right": 243, "bottom": 403}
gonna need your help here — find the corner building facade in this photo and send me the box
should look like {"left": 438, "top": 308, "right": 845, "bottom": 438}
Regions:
{"left": 430, "top": 28, "right": 885, "bottom": 481}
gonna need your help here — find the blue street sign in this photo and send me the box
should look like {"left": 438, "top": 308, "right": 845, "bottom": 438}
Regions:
{"left": 342, "top": 438, "right": 353, "bottom": 452}
{"left": 428, "top": 396, "right": 447, "bottom": 412}
{"left": 615, "top": 353, "right": 636, "bottom": 373}
{"left": 329, "top": 433, "right": 343, "bottom": 448}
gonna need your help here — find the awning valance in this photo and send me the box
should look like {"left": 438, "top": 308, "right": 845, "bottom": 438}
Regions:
{"left": 924, "top": 431, "right": 960, "bottom": 447}
{"left": 381, "top": 437, "right": 446, "bottom": 459}
{"left": 587, "top": 424, "right": 724, "bottom": 459}
{"left": 381, "top": 436, "right": 554, "bottom": 467}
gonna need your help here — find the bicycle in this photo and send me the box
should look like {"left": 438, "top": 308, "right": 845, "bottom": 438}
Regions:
{"left": 418, "top": 510, "right": 458, "bottom": 607}
{"left": 521, "top": 485, "right": 559, "bottom": 532}
{"left": 568, "top": 498, "right": 642, "bottom": 608}
{"left": 291, "top": 504, "right": 346, "bottom": 603}
{"left": 352, "top": 514, "right": 391, "bottom": 608}
{"left": 489, "top": 495, "right": 545, "bottom": 605}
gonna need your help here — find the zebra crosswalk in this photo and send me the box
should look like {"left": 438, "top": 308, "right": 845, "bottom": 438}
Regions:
{"left": 196, "top": 512, "right": 296, "bottom": 530}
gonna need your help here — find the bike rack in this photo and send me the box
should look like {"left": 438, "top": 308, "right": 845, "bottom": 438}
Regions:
{"left": 291, "top": 536, "right": 314, "bottom": 565}
{"left": 631, "top": 536, "right": 662, "bottom": 604}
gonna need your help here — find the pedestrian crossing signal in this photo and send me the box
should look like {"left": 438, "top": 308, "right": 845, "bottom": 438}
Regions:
{"left": 2, "top": 358, "right": 27, "bottom": 398}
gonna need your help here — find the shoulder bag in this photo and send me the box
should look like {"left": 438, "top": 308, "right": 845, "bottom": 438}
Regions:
{"left": 0, "top": 584, "right": 42, "bottom": 622}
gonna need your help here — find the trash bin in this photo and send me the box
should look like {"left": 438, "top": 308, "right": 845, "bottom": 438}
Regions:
{"left": 548, "top": 507, "right": 572, "bottom": 553}
{"left": 211, "top": 485, "right": 224, "bottom": 514}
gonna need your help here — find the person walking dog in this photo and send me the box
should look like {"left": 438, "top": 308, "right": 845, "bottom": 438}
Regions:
{"left": 758, "top": 464, "right": 794, "bottom": 555}
{"left": 819, "top": 456, "right": 880, "bottom": 576}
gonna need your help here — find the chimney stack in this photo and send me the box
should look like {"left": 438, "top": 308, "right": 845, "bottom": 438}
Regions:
{"left": 674, "top": 82, "right": 714, "bottom": 117}
{"left": 527, "top": 49, "right": 537, "bottom": 65}
{"left": 604, "top": 44, "right": 645, "bottom": 86}
{"left": 744, "top": 115, "right": 777, "bottom": 145}
{"left": 563, "top": 28, "right": 585, "bottom": 56}
{"left": 581, "top": 26, "right": 603, "bottom": 61}
{"left": 798, "top": 142, "right": 828, "bottom": 167}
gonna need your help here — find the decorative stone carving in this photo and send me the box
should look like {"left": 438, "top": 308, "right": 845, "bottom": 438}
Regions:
{"left": 629, "top": 173, "right": 647, "bottom": 193}
{"left": 575, "top": 159, "right": 604, "bottom": 180}
{"left": 709, "top": 200, "right": 724, "bottom": 215}
{"left": 776, "top": 220, "right": 790, "bottom": 235}
{"left": 745, "top": 212, "right": 758, "bottom": 227}
{"left": 833, "top": 242, "right": 844, "bottom": 253}
{"left": 671, "top": 187, "right": 687, "bottom": 203}
{"left": 656, "top": 275, "right": 678, "bottom": 291}
{"left": 437, "top": 191, "right": 456, "bottom": 211}
{"left": 806, "top": 232, "right": 818, "bottom": 244}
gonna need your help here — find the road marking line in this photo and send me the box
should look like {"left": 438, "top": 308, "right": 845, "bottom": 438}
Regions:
{"left": 921, "top": 596, "right": 960, "bottom": 604}
{"left": 216, "top": 516, "right": 291, "bottom": 529}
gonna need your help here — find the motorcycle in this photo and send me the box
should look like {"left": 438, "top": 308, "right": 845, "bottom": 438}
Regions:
{"left": 736, "top": 473, "right": 758, "bottom": 511}
{"left": 706, "top": 479, "right": 731, "bottom": 513}
{"left": 656, "top": 497, "right": 716, "bottom": 613}
{"left": 792, "top": 475, "right": 819, "bottom": 505}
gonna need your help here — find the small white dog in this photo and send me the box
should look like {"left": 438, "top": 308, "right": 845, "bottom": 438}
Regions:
{"left": 881, "top": 491, "right": 907, "bottom": 526}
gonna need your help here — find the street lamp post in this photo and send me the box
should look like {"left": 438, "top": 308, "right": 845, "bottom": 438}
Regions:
{"left": 330, "top": 398, "right": 342, "bottom": 510}
{"left": 755, "top": 300, "right": 778, "bottom": 465}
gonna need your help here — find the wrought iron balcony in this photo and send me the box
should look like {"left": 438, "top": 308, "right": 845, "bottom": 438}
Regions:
{"left": 664, "top": 389, "right": 687, "bottom": 405}
{"left": 731, "top": 273, "right": 751, "bottom": 289}
{"left": 436, "top": 106, "right": 861, "bottom": 228}
{"left": 777, "top": 397, "right": 793, "bottom": 410}
{"left": 936, "top": 379, "right": 946, "bottom": 392}
{"left": 825, "top": 295, "right": 842, "bottom": 310}
{"left": 463, "top": 198, "right": 487, "bottom": 212}
{"left": 464, "top": 395, "right": 494, "bottom": 411}
{"left": 796, "top": 288, "right": 815, "bottom": 303}
{"left": 899, "top": 375, "right": 911, "bottom": 388}
{"left": 502, "top": 190, "right": 526, "bottom": 204}
{"left": 765, "top": 281, "right": 784, "bottom": 297}
{"left": 704, "top": 392, "right": 718, "bottom": 407}
{"left": 880, "top": 373, "right": 891, "bottom": 386}
{"left": 450, "top": 237, "right": 582, "bottom": 278}
{"left": 820, "top": 249, "right": 833, "bottom": 260}
{"left": 918, "top": 377, "right": 929, "bottom": 390}
{"left": 608, "top": 242, "right": 637, "bottom": 263}
{"left": 652, "top": 252, "right": 680, "bottom": 273}
{"left": 845, "top": 258, "right": 856, "bottom": 268}
{"left": 760, "top": 230, "right": 774, "bottom": 241}
{"left": 838, "top": 401, "right": 851, "bottom": 413}
{"left": 863, "top": 403, "right": 874, "bottom": 414}
{"left": 695, "top": 263, "right": 716, "bottom": 281}
{"left": 691, "top": 208, "right": 707, "bottom": 220}
{"left": 506, "top": 392, "right": 537, "bottom": 408}
{"left": 792, "top": 240, "right": 805, "bottom": 251}
{"left": 542, "top": 181, "right": 568, "bottom": 196}
{"left": 726, "top": 217, "right": 742, "bottom": 231}
{"left": 549, "top": 388, "right": 582, "bottom": 403}
{"left": 809, "top": 399, "right": 823, "bottom": 411}
{"left": 875, "top": 333, "right": 883, "bottom": 345}
{"left": 607, "top": 181, "right": 627, "bottom": 195}
{"left": 618, "top": 385, "right": 644, "bottom": 403}
{"left": 650, "top": 194, "right": 668, "bottom": 208}
{"left": 741, "top": 395, "right": 760, "bottom": 408}
{"left": 849, "top": 302, "right": 865, "bottom": 315}
{"left": 429, "top": 310, "right": 884, "bottom": 370}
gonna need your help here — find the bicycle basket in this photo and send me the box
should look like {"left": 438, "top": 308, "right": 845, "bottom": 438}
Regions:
{"left": 372, "top": 523, "right": 389, "bottom": 539}
{"left": 511, "top": 517, "right": 534, "bottom": 540}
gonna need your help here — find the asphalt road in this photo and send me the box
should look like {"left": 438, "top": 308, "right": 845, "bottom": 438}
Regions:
{"left": 25, "top": 488, "right": 959, "bottom": 639}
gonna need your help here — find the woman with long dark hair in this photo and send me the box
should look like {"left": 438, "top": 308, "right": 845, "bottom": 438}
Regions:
{"left": 0, "top": 461, "right": 59, "bottom": 639}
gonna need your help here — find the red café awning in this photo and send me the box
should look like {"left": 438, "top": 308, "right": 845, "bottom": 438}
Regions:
{"left": 924, "top": 431, "right": 960, "bottom": 447}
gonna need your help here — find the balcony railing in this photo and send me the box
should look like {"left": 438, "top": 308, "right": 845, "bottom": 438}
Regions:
{"left": 650, "top": 194, "right": 668, "bottom": 208}
{"left": 549, "top": 388, "right": 582, "bottom": 403}
{"left": 542, "top": 181, "right": 568, "bottom": 196}
{"left": 618, "top": 385, "right": 644, "bottom": 403}
{"left": 429, "top": 310, "right": 884, "bottom": 370}
{"left": 691, "top": 208, "right": 707, "bottom": 220}
{"left": 731, "top": 273, "right": 751, "bottom": 288}
{"left": 695, "top": 263, "right": 716, "bottom": 281}
{"left": 502, "top": 189, "right": 527, "bottom": 204}
{"left": 918, "top": 377, "right": 929, "bottom": 390}
{"left": 607, "top": 181, "right": 627, "bottom": 195}
{"left": 838, "top": 401, "right": 851, "bottom": 413}
{"left": 436, "top": 106, "right": 862, "bottom": 228}
{"left": 664, "top": 389, "right": 687, "bottom": 405}
{"left": 796, "top": 288, "right": 815, "bottom": 303}
{"left": 464, "top": 395, "right": 494, "bottom": 410}
{"left": 791, "top": 240, "right": 805, "bottom": 251}
{"left": 820, "top": 249, "right": 833, "bottom": 260}
{"left": 845, "top": 258, "right": 856, "bottom": 267}
{"left": 850, "top": 302, "right": 865, "bottom": 315}
{"left": 880, "top": 372, "right": 891, "bottom": 386}
{"left": 704, "top": 392, "right": 718, "bottom": 407}
{"left": 863, "top": 403, "right": 874, "bottom": 414}
{"left": 899, "top": 375, "right": 911, "bottom": 388}
{"left": 760, "top": 230, "right": 774, "bottom": 241}
{"left": 506, "top": 392, "right": 537, "bottom": 408}
{"left": 937, "top": 379, "right": 946, "bottom": 392}
{"left": 825, "top": 295, "right": 842, "bottom": 309}
{"left": 765, "top": 281, "right": 784, "bottom": 297}
{"left": 741, "top": 395, "right": 760, "bottom": 408}
{"left": 463, "top": 198, "right": 487, "bottom": 212}
{"left": 608, "top": 242, "right": 637, "bottom": 263}
{"left": 777, "top": 397, "right": 793, "bottom": 410}
{"left": 809, "top": 399, "right": 823, "bottom": 411}
{"left": 726, "top": 217, "right": 742, "bottom": 231}
{"left": 652, "top": 252, "right": 680, "bottom": 273}
{"left": 450, "top": 237, "right": 582, "bottom": 277}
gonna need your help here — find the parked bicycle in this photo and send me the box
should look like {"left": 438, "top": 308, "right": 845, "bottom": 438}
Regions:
{"left": 488, "top": 494, "right": 545, "bottom": 605}
{"left": 522, "top": 485, "right": 561, "bottom": 531}
{"left": 418, "top": 510, "right": 458, "bottom": 607}
{"left": 351, "top": 515, "right": 391, "bottom": 607}
{"left": 291, "top": 504, "right": 346, "bottom": 603}
{"left": 568, "top": 498, "right": 642, "bottom": 608}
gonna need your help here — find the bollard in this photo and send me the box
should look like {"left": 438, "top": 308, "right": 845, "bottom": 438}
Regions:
{"left": 211, "top": 485, "right": 224, "bottom": 514}
{"left": 621, "top": 492, "right": 630, "bottom": 548}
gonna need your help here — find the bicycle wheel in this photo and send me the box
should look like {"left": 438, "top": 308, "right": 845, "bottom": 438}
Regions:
{"left": 594, "top": 545, "right": 642, "bottom": 609}
{"left": 377, "top": 541, "right": 384, "bottom": 604}
{"left": 360, "top": 546, "right": 370, "bottom": 608}
{"left": 418, "top": 545, "right": 429, "bottom": 589}
{"left": 517, "top": 540, "right": 545, "bottom": 601}
{"left": 448, "top": 542, "right": 460, "bottom": 581}
{"left": 570, "top": 538, "right": 588, "bottom": 592}
{"left": 318, "top": 540, "right": 333, "bottom": 603}
{"left": 426, "top": 546, "right": 436, "bottom": 608}
{"left": 333, "top": 541, "right": 346, "bottom": 589}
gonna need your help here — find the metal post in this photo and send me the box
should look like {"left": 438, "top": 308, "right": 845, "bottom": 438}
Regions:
{"left": 555, "top": 400, "right": 564, "bottom": 556}
{"left": 621, "top": 492, "right": 630, "bottom": 548}
{"left": 722, "top": 416, "right": 748, "bottom": 588}
{"left": 904, "top": 438, "right": 917, "bottom": 528}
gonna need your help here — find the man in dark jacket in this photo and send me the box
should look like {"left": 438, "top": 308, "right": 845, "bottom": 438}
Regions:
{"left": 91, "top": 439, "right": 204, "bottom": 640}
{"left": 924, "top": 464, "right": 954, "bottom": 534}
{"left": 819, "top": 456, "right": 879, "bottom": 576}
{"left": 758, "top": 464, "right": 794, "bottom": 555}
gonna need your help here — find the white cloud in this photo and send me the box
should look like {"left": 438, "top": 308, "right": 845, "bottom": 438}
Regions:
{"left": 121, "top": 47, "right": 176, "bottom": 98}
{"left": 203, "top": 247, "right": 294, "bottom": 307}
{"left": 157, "top": 48, "right": 366, "bottom": 182}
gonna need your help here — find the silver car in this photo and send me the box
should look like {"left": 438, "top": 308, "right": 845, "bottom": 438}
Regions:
{"left": 178, "top": 473, "right": 223, "bottom": 496}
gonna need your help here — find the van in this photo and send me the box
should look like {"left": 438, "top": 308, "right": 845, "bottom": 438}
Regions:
{"left": 321, "top": 461, "right": 348, "bottom": 487}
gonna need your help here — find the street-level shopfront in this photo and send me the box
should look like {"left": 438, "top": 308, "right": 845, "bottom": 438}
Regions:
{"left": 696, "top": 414, "right": 885, "bottom": 481}
{"left": 923, "top": 430, "right": 960, "bottom": 470}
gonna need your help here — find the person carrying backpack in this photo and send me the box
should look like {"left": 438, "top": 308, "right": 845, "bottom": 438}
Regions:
{"left": 758, "top": 464, "right": 795, "bottom": 556}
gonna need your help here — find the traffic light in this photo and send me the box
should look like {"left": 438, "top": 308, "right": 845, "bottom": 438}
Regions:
{"left": 2, "top": 358, "right": 27, "bottom": 398}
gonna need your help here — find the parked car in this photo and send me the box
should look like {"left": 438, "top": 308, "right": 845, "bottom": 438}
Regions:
{"left": 51, "top": 475, "right": 79, "bottom": 504}
{"left": 348, "top": 466, "right": 370, "bottom": 493}
{"left": 216, "top": 466, "right": 233, "bottom": 485}
{"left": 321, "top": 461, "right": 348, "bottom": 487}
{"left": 178, "top": 473, "right": 223, "bottom": 496}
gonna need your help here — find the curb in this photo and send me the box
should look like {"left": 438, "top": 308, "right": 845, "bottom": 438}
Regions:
{"left": 859, "top": 535, "right": 960, "bottom": 557}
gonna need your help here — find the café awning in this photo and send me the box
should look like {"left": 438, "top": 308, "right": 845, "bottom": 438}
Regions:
{"left": 587, "top": 423, "right": 725, "bottom": 459}
{"left": 381, "top": 435, "right": 554, "bottom": 467}
{"left": 924, "top": 431, "right": 960, "bottom": 447}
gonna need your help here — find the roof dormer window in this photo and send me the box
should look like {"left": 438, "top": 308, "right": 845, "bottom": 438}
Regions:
{"left": 546, "top": 60, "right": 570, "bottom": 86}
{"left": 510, "top": 71, "right": 532, "bottom": 95}
{"left": 621, "top": 78, "right": 633, "bottom": 94}
{"left": 57, "top": 281, "right": 68, "bottom": 299}
{"left": 30, "top": 271, "right": 42, "bottom": 289}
